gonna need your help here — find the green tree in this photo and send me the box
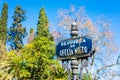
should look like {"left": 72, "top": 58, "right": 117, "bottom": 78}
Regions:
{"left": 28, "top": 28, "right": 34, "bottom": 43}
{"left": 0, "top": 40, "right": 6, "bottom": 55}
{"left": 0, "top": 50, "right": 30, "bottom": 80}
{"left": 7, "top": 5, "right": 27, "bottom": 50}
{"left": 31, "top": 36, "right": 55, "bottom": 79}
{"left": 49, "top": 60, "right": 67, "bottom": 80}
{"left": 0, "top": 36, "right": 56, "bottom": 80}
{"left": 34, "top": 7, "right": 64, "bottom": 79}
{"left": 0, "top": 18, "right": 1, "bottom": 39}
{"left": 21, "top": 36, "right": 55, "bottom": 80}
{"left": 0, "top": 3, "right": 8, "bottom": 45}
{"left": 0, "top": 6, "right": 65, "bottom": 80}
{"left": 36, "top": 7, "right": 50, "bottom": 38}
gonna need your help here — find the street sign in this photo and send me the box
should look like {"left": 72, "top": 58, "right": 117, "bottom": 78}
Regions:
{"left": 56, "top": 36, "right": 92, "bottom": 60}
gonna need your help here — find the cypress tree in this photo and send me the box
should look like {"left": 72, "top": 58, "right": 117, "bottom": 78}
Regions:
{"left": 36, "top": 7, "right": 49, "bottom": 37}
{"left": 0, "top": 3, "right": 8, "bottom": 45}
{"left": 28, "top": 28, "right": 34, "bottom": 43}
{"left": 0, "top": 18, "right": 1, "bottom": 32}
{"left": 7, "top": 5, "right": 27, "bottom": 50}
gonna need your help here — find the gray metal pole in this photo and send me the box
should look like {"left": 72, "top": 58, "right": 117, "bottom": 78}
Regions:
{"left": 71, "top": 58, "right": 78, "bottom": 80}
{"left": 70, "top": 21, "right": 79, "bottom": 80}
{"left": 67, "top": 61, "right": 71, "bottom": 80}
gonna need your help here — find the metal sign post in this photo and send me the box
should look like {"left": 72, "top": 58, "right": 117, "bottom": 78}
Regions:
{"left": 71, "top": 57, "right": 78, "bottom": 80}
{"left": 70, "top": 22, "right": 79, "bottom": 80}
{"left": 56, "top": 21, "right": 95, "bottom": 80}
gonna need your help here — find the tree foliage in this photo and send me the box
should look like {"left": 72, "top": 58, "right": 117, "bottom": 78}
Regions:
{"left": 0, "top": 3, "right": 8, "bottom": 45}
{"left": 36, "top": 7, "right": 49, "bottom": 37}
{"left": 0, "top": 36, "right": 66, "bottom": 80}
{"left": 0, "top": 50, "right": 30, "bottom": 80}
{"left": 0, "top": 40, "right": 6, "bottom": 55}
{"left": 7, "top": 5, "right": 27, "bottom": 50}
{"left": 28, "top": 28, "right": 34, "bottom": 43}
{"left": 0, "top": 5, "right": 66, "bottom": 80}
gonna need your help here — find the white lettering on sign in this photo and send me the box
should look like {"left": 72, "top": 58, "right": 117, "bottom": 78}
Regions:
{"left": 61, "top": 42, "right": 63, "bottom": 46}
{"left": 59, "top": 48, "right": 78, "bottom": 57}
{"left": 64, "top": 41, "right": 66, "bottom": 46}
{"left": 83, "top": 39, "right": 86, "bottom": 42}
{"left": 74, "top": 48, "right": 78, "bottom": 53}
{"left": 70, "top": 44, "right": 75, "bottom": 48}
{"left": 81, "top": 46, "right": 87, "bottom": 53}
{"left": 60, "top": 39, "right": 79, "bottom": 46}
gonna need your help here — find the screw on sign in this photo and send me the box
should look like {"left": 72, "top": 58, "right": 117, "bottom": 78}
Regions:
{"left": 56, "top": 36, "right": 92, "bottom": 60}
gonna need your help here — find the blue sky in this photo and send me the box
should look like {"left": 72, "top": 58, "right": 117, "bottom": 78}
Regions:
{"left": 0, "top": 0, "right": 120, "bottom": 49}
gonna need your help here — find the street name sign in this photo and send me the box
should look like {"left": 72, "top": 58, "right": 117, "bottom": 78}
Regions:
{"left": 56, "top": 36, "right": 92, "bottom": 60}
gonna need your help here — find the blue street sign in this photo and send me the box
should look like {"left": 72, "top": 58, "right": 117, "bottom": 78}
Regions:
{"left": 56, "top": 37, "right": 92, "bottom": 59}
